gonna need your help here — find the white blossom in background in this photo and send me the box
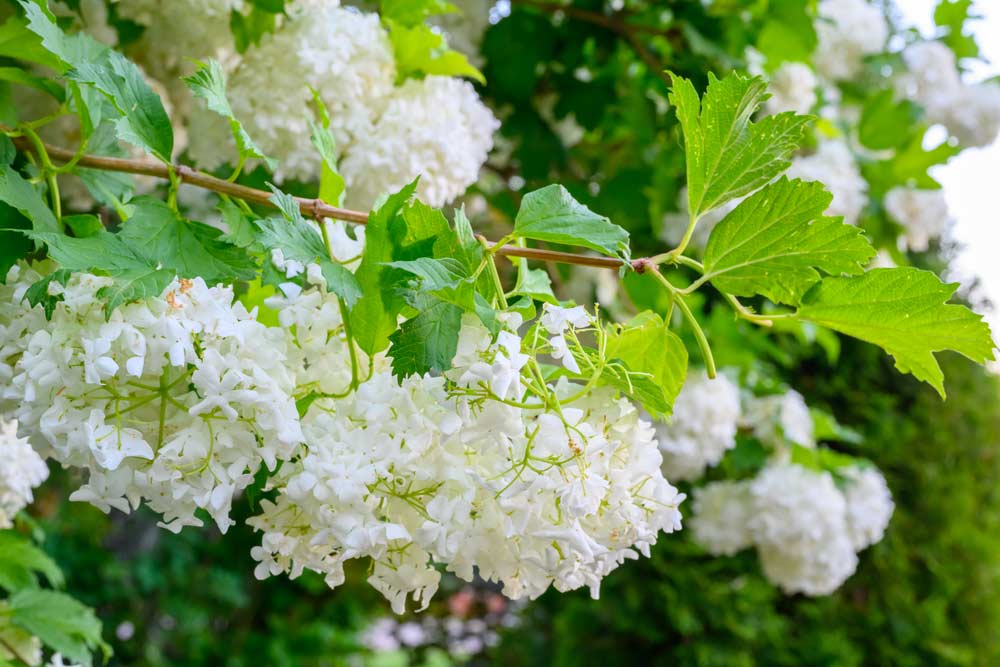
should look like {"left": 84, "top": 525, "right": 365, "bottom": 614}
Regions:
{"left": 744, "top": 390, "right": 815, "bottom": 449}
{"left": 884, "top": 186, "right": 951, "bottom": 252}
{"left": 0, "top": 420, "right": 49, "bottom": 528}
{"left": 656, "top": 371, "right": 742, "bottom": 481}
{"left": 188, "top": 2, "right": 396, "bottom": 180}
{"left": 688, "top": 481, "right": 755, "bottom": 556}
{"left": 899, "top": 40, "right": 1000, "bottom": 148}
{"left": 432, "top": 0, "right": 493, "bottom": 67}
{"left": 249, "top": 314, "right": 685, "bottom": 612}
{"left": 787, "top": 140, "right": 868, "bottom": 226}
{"left": 749, "top": 464, "right": 859, "bottom": 595}
{"left": 813, "top": 0, "right": 888, "bottom": 81}
{"left": 0, "top": 264, "right": 302, "bottom": 534}
{"left": 842, "top": 465, "right": 894, "bottom": 550}
{"left": 342, "top": 76, "right": 500, "bottom": 208}
{"left": 765, "top": 62, "right": 818, "bottom": 115}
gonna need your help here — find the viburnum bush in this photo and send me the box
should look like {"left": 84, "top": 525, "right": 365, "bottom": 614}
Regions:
{"left": 0, "top": 0, "right": 998, "bottom": 664}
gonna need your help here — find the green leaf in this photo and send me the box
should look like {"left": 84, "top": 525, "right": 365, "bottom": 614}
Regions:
{"left": 858, "top": 89, "right": 921, "bottom": 151}
{"left": 0, "top": 164, "right": 60, "bottom": 236}
{"left": 308, "top": 110, "right": 346, "bottom": 207}
{"left": 755, "top": 0, "right": 817, "bottom": 66}
{"left": 387, "top": 257, "right": 476, "bottom": 309}
{"left": 0, "top": 203, "right": 33, "bottom": 281}
{"left": 217, "top": 198, "right": 259, "bottom": 249}
{"left": 250, "top": 0, "right": 285, "bottom": 12}
{"left": 9, "top": 589, "right": 109, "bottom": 667}
{"left": 0, "top": 136, "right": 13, "bottom": 165}
{"left": 602, "top": 312, "right": 688, "bottom": 417}
{"left": 387, "top": 295, "right": 463, "bottom": 378}
{"left": 183, "top": 58, "right": 270, "bottom": 165}
{"left": 0, "top": 65, "right": 64, "bottom": 101}
{"left": 796, "top": 268, "right": 996, "bottom": 397}
{"left": 388, "top": 21, "right": 485, "bottom": 84}
{"left": 16, "top": 2, "right": 99, "bottom": 72}
{"left": 255, "top": 186, "right": 363, "bottom": 306}
{"left": 230, "top": 6, "right": 277, "bottom": 53}
{"left": 63, "top": 214, "right": 103, "bottom": 238}
{"left": 702, "top": 178, "right": 875, "bottom": 305}
{"left": 510, "top": 266, "right": 557, "bottom": 304}
{"left": 513, "top": 184, "right": 630, "bottom": 260}
{"left": 669, "top": 71, "right": 811, "bottom": 218}
{"left": 24, "top": 268, "right": 71, "bottom": 317}
{"left": 0, "top": 531, "right": 64, "bottom": 593}
{"left": 118, "top": 198, "right": 257, "bottom": 284}
{"left": 381, "top": 0, "right": 456, "bottom": 27}
{"left": 68, "top": 49, "right": 174, "bottom": 161}
{"left": 862, "top": 133, "right": 960, "bottom": 197}
{"left": 349, "top": 182, "right": 420, "bottom": 355}
{"left": 0, "top": 13, "right": 63, "bottom": 70}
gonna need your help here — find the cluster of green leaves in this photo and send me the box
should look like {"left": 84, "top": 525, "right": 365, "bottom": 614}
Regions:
{"left": 0, "top": 530, "right": 109, "bottom": 667}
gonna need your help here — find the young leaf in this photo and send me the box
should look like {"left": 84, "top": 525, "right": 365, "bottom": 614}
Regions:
{"left": 68, "top": 49, "right": 174, "bottom": 161}
{"left": 510, "top": 266, "right": 557, "bottom": 304}
{"left": 20, "top": 1, "right": 170, "bottom": 157}
{"left": 388, "top": 21, "right": 485, "bottom": 84}
{"left": 387, "top": 257, "right": 476, "bottom": 310}
{"left": 9, "top": 589, "right": 109, "bottom": 667}
{"left": 183, "top": 58, "right": 270, "bottom": 165}
{"left": 702, "top": 178, "right": 876, "bottom": 305}
{"left": 381, "top": 0, "right": 457, "bottom": 27}
{"left": 513, "top": 184, "right": 630, "bottom": 260}
{"left": 387, "top": 294, "right": 463, "bottom": 378}
{"left": 23, "top": 268, "right": 71, "bottom": 317}
{"left": 0, "top": 13, "right": 63, "bottom": 70}
{"left": 603, "top": 312, "right": 688, "bottom": 417}
{"left": 254, "top": 188, "right": 363, "bottom": 307}
{"left": 669, "top": 72, "right": 811, "bottom": 218}
{"left": 308, "top": 114, "right": 346, "bottom": 206}
{"left": 796, "top": 268, "right": 996, "bottom": 397}
{"left": 350, "top": 181, "right": 420, "bottom": 355}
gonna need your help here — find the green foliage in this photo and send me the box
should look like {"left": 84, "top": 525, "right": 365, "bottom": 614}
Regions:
{"left": 8, "top": 589, "right": 109, "bottom": 667}
{"left": 702, "top": 178, "right": 875, "bottom": 304}
{"left": 668, "top": 72, "right": 811, "bottom": 219}
{"left": 796, "top": 268, "right": 996, "bottom": 397}
{"left": 0, "top": 533, "right": 64, "bottom": 592}
{"left": 602, "top": 312, "right": 688, "bottom": 417}
{"left": 380, "top": 0, "right": 456, "bottom": 27}
{"left": 387, "top": 21, "right": 484, "bottom": 84}
{"left": 183, "top": 59, "right": 270, "bottom": 166}
{"left": 309, "top": 89, "right": 347, "bottom": 207}
{"left": 513, "top": 184, "right": 630, "bottom": 260}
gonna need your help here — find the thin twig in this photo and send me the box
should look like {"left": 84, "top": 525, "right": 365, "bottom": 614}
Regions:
{"left": 10, "top": 135, "right": 626, "bottom": 270}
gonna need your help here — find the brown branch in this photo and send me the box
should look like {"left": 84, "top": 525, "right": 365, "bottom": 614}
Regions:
{"left": 10, "top": 136, "right": 626, "bottom": 270}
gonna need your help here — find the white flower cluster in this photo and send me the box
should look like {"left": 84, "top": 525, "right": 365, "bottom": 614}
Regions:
{"left": 249, "top": 307, "right": 685, "bottom": 612}
{"left": 656, "top": 371, "right": 742, "bottom": 481}
{"left": 0, "top": 419, "right": 49, "bottom": 528}
{"left": 884, "top": 186, "right": 951, "bottom": 252}
{"left": 899, "top": 40, "right": 1000, "bottom": 148}
{"left": 787, "top": 140, "right": 868, "bottom": 226}
{"left": 0, "top": 263, "right": 302, "bottom": 534}
{"left": 341, "top": 76, "right": 501, "bottom": 209}
{"left": 691, "top": 463, "right": 894, "bottom": 595}
{"left": 743, "top": 390, "right": 815, "bottom": 449}
{"left": 765, "top": 62, "right": 818, "bottom": 115}
{"left": 179, "top": 1, "right": 499, "bottom": 207}
{"left": 813, "top": 0, "right": 888, "bottom": 81}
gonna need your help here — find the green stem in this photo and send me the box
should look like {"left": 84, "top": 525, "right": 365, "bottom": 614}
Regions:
{"left": 21, "top": 126, "right": 62, "bottom": 229}
{"left": 338, "top": 297, "right": 360, "bottom": 390}
{"left": 480, "top": 238, "right": 509, "bottom": 309}
{"left": 649, "top": 268, "right": 716, "bottom": 378}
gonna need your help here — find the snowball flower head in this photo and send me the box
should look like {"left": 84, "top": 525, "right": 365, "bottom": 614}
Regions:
{"left": 841, "top": 465, "right": 894, "bottom": 550}
{"left": 766, "top": 63, "right": 817, "bottom": 115}
{"left": 688, "top": 480, "right": 755, "bottom": 556}
{"left": 0, "top": 419, "right": 49, "bottom": 528}
{"left": 787, "top": 141, "right": 867, "bottom": 226}
{"left": 656, "top": 371, "right": 742, "bottom": 481}
{"left": 342, "top": 76, "right": 500, "bottom": 208}
{"left": 249, "top": 316, "right": 686, "bottom": 612}
{"left": 188, "top": 2, "right": 396, "bottom": 181}
{"left": 744, "top": 390, "right": 815, "bottom": 449}
{"left": 884, "top": 187, "right": 951, "bottom": 252}
{"left": 748, "top": 464, "right": 858, "bottom": 595}
{"left": 814, "top": 0, "right": 888, "bottom": 81}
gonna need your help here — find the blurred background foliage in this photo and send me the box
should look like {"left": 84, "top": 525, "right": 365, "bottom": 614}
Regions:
{"left": 15, "top": 0, "right": 1000, "bottom": 665}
